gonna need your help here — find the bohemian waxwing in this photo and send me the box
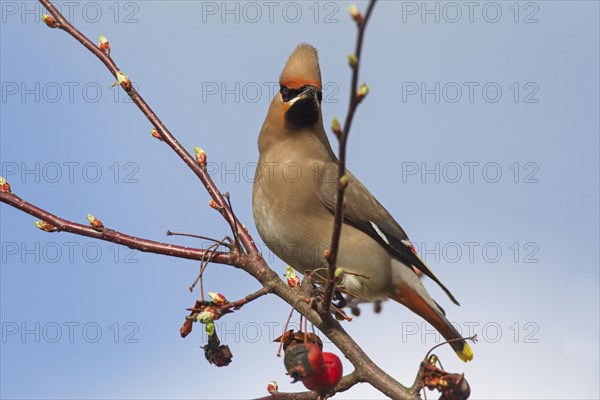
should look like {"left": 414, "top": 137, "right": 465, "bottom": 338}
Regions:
{"left": 252, "top": 44, "right": 473, "bottom": 362}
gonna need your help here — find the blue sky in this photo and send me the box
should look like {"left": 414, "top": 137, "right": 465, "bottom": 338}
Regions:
{"left": 1, "top": 1, "right": 599, "bottom": 399}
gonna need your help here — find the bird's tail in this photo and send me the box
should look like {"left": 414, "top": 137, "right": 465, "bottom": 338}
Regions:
{"left": 391, "top": 262, "right": 473, "bottom": 362}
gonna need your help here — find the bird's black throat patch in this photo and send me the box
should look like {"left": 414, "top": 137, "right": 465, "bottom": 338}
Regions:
{"left": 286, "top": 97, "right": 319, "bottom": 129}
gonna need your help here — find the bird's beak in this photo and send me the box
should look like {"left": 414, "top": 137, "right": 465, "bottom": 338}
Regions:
{"left": 300, "top": 85, "right": 318, "bottom": 97}
{"left": 300, "top": 85, "right": 318, "bottom": 101}
{"left": 289, "top": 85, "right": 320, "bottom": 106}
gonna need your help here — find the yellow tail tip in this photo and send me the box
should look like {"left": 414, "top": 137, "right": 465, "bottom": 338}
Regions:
{"left": 457, "top": 343, "right": 474, "bottom": 362}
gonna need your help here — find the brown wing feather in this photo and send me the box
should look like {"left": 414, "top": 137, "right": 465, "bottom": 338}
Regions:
{"left": 318, "top": 166, "right": 460, "bottom": 306}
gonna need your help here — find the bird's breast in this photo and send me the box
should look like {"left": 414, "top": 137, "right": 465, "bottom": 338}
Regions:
{"left": 252, "top": 156, "right": 332, "bottom": 271}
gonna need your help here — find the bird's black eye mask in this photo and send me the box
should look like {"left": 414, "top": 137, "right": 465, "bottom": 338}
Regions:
{"left": 280, "top": 85, "right": 323, "bottom": 103}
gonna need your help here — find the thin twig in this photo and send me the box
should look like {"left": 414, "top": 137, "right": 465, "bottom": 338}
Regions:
{"left": 0, "top": 191, "right": 237, "bottom": 265}
{"left": 200, "top": 244, "right": 219, "bottom": 298}
{"left": 37, "top": 0, "right": 259, "bottom": 258}
{"left": 167, "top": 230, "right": 234, "bottom": 250}
{"left": 254, "top": 370, "right": 364, "bottom": 400}
{"left": 321, "top": 0, "right": 378, "bottom": 314}
{"left": 224, "top": 192, "right": 243, "bottom": 253}
{"left": 189, "top": 242, "right": 221, "bottom": 297}
{"left": 277, "top": 300, "right": 300, "bottom": 358}
{"left": 424, "top": 335, "right": 478, "bottom": 363}
{"left": 222, "top": 287, "right": 270, "bottom": 311}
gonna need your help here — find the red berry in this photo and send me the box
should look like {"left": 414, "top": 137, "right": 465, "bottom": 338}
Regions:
{"left": 301, "top": 352, "right": 343, "bottom": 393}
{"left": 284, "top": 343, "right": 323, "bottom": 382}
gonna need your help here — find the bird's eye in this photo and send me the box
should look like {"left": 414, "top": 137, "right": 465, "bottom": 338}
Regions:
{"left": 280, "top": 85, "right": 290, "bottom": 102}
{"left": 280, "top": 85, "right": 301, "bottom": 102}
{"left": 280, "top": 85, "right": 297, "bottom": 102}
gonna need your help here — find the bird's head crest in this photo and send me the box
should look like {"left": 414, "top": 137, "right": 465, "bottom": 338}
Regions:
{"left": 279, "top": 43, "right": 322, "bottom": 91}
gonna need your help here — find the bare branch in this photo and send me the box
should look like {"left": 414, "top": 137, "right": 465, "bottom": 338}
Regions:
{"left": 0, "top": 191, "right": 237, "bottom": 265}
{"left": 255, "top": 370, "right": 364, "bottom": 400}
{"left": 222, "top": 287, "right": 271, "bottom": 311}
{"left": 38, "top": 0, "right": 259, "bottom": 256}
{"left": 3, "top": 188, "right": 418, "bottom": 398}
{"left": 271, "top": 285, "right": 418, "bottom": 400}
{"left": 321, "top": 0, "right": 378, "bottom": 313}
{"left": 166, "top": 230, "right": 235, "bottom": 250}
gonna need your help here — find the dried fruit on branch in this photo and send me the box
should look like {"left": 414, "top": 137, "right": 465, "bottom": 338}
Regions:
{"left": 203, "top": 332, "right": 233, "bottom": 367}
{"left": 274, "top": 330, "right": 323, "bottom": 353}
{"left": 420, "top": 356, "right": 471, "bottom": 400}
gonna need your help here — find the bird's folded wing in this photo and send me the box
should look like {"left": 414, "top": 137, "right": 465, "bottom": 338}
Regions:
{"left": 318, "top": 168, "right": 460, "bottom": 306}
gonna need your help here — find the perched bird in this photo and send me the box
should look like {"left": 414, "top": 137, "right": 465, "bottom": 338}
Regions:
{"left": 252, "top": 44, "right": 473, "bottom": 362}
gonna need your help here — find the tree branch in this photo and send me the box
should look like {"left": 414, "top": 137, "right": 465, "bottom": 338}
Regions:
{"left": 0, "top": 2, "right": 431, "bottom": 398}
{"left": 1, "top": 186, "right": 419, "bottom": 399}
{"left": 270, "top": 286, "right": 418, "bottom": 399}
{"left": 255, "top": 371, "right": 364, "bottom": 400}
{"left": 0, "top": 191, "right": 237, "bottom": 265}
{"left": 38, "top": 0, "right": 259, "bottom": 257}
{"left": 222, "top": 287, "right": 270, "bottom": 311}
{"left": 321, "top": 0, "right": 377, "bottom": 314}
